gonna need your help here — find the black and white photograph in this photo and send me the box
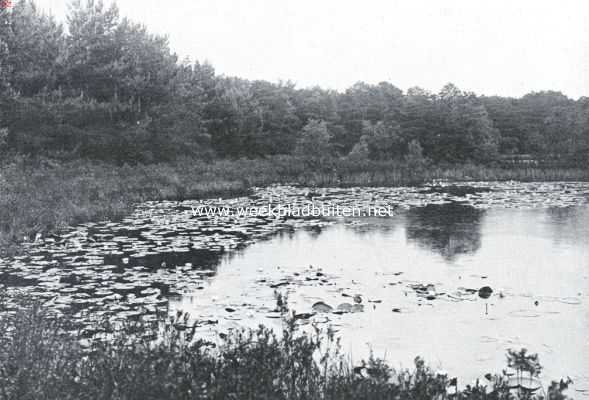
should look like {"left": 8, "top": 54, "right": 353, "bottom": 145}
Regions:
{"left": 0, "top": 1, "right": 588, "bottom": 399}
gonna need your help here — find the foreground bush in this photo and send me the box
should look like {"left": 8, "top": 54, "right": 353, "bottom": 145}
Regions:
{"left": 0, "top": 297, "right": 573, "bottom": 400}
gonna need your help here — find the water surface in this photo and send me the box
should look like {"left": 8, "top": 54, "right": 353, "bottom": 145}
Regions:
{"left": 173, "top": 204, "right": 589, "bottom": 392}
{"left": 1, "top": 182, "right": 588, "bottom": 394}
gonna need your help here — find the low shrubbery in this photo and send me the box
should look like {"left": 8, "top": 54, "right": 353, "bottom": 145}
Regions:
{"left": 0, "top": 294, "right": 573, "bottom": 400}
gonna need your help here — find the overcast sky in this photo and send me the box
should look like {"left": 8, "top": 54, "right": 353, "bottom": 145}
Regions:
{"left": 34, "top": 0, "right": 589, "bottom": 99}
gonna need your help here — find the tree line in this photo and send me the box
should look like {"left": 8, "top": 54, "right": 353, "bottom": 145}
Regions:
{"left": 1, "top": 0, "right": 588, "bottom": 166}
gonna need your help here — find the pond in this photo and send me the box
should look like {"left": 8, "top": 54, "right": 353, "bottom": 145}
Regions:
{"left": 1, "top": 182, "right": 588, "bottom": 394}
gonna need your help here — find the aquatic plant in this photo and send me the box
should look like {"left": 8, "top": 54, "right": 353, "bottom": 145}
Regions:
{"left": 507, "top": 348, "right": 543, "bottom": 378}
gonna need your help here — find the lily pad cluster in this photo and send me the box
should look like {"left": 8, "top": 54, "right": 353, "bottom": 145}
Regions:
{"left": 0, "top": 181, "right": 586, "bottom": 329}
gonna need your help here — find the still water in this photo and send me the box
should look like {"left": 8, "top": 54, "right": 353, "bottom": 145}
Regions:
{"left": 173, "top": 202, "right": 589, "bottom": 393}
{"left": 1, "top": 182, "right": 588, "bottom": 393}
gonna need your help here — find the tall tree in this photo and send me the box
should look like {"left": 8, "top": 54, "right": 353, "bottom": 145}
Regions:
{"left": 358, "top": 120, "right": 403, "bottom": 160}
{"left": 295, "top": 119, "right": 332, "bottom": 160}
{"left": 3, "top": 0, "right": 64, "bottom": 96}
{"left": 66, "top": 0, "right": 120, "bottom": 101}
{"left": 115, "top": 17, "right": 177, "bottom": 113}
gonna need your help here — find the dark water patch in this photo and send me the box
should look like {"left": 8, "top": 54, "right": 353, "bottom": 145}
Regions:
{"left": 0, "top": 272, "right": 39, "bottom": 287}
{"left": 405, "top": 203, "right": 484, "bottom": 260}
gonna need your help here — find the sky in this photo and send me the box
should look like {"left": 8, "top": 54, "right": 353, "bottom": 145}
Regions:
{"left": 33, "top": 0, "right": 589, "bottom": 99}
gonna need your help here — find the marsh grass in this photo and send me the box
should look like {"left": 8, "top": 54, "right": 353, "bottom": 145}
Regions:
{"left": 1, "top": 155, "right": 587, "bottom": 255}
{"left": 0, "top": 294, "right": 573, "bottom": 400}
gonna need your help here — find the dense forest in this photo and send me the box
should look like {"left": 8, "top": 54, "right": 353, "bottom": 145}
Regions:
{"left": 1, "top": 0, "right": 588, "bottom": 166}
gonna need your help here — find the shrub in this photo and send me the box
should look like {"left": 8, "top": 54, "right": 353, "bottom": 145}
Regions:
{"left": 0, "top": 295, "right": 574, "bottom": 400}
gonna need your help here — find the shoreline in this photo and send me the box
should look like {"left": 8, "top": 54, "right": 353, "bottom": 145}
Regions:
{"left": 0, "top": 167, "right": 584, "bottom": 399}
{"left": 1, "top": 155, "right": 587, "bottom": 256}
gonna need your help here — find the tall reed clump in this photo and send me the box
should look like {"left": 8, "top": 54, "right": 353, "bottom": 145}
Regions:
{"left": 0, "top": 293, "right": 574, "bottom": 400}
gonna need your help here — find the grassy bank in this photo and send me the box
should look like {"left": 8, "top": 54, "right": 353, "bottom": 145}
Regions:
{"left": 0, "top": 296, "right": 572, "bottom": 400}
{"left": 1, "top": 155, "right": 587, "bottom": 255}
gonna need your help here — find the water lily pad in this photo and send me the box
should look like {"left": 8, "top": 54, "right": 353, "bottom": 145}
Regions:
{"left": 312, "top": 301, "right": 333, "bottom": 313}
{"left": 478, "top": 286, "right": 493, "bottom": 299}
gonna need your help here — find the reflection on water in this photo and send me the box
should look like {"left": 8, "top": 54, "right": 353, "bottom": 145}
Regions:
{"left": 1, "top": 183, "right": 588, "bottom": 393}
{"left": 173, "top": 202, "right": 589, "bottom": 392}
{"left": 544, "top": 207, "right": 589, "bottom": 246}
{"left": 405, "top": 204, "right": 484, "bottom": 260}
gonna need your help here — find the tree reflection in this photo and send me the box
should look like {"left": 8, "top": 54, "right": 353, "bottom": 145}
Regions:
{"left": 544, "top": 206, "right": 589, "bottom": 245}
{"left": 405, "top": 203, "right": 485, "bottom": 261}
